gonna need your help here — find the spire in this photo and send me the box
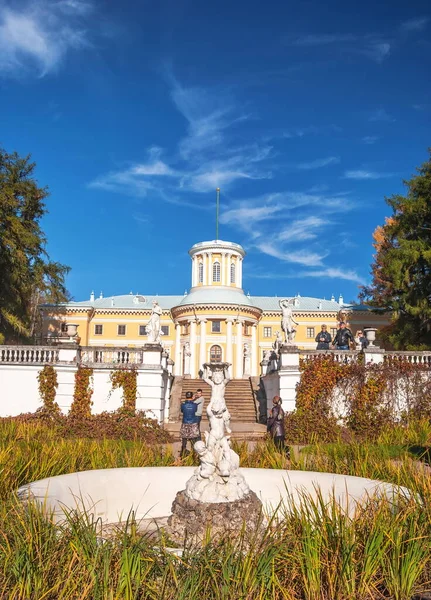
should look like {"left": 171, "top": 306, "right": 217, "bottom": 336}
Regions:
{"left": 216, "top": 188, "right": 220, "bottom": 241}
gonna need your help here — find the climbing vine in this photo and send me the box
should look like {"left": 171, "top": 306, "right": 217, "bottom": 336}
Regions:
{"left": 110, "top": 367, "right": 138, "bottom": 413}
{"left": 285, "top": 356, "right": 431, "bottom": 443}
{"left": 37, "top": 365, "right": 60, "bottom": 416}
{"left": 70, "top": 367, "right": 94, "bottom": 419}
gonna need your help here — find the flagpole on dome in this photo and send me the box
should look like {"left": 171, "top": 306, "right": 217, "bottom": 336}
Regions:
{"left": 216, "top": 187, "right": 220, "bottom": 241}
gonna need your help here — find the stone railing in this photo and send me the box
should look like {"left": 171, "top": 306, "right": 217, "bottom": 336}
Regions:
{"left": 299, "top": 349, "right": 360, "bottom": 364}
{"left": 79, "top": 347, "right": 143, "bottom": 366}
{"left": 0, "top": 346, "right": 60, "bottom": 364}
{"left": 383, "top": 351, "right": 431, "bottom": 365}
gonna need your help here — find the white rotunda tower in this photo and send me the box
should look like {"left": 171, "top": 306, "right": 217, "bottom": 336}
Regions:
{"left": 189, "top": 240, "right": 245, "bottom": 290}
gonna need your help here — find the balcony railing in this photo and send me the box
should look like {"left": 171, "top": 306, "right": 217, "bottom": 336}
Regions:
{"left": 79, "top": 347, "right": 143, "bottom": 366}
{"left": 299, "top": 349, "right": 360, "bottom": 364}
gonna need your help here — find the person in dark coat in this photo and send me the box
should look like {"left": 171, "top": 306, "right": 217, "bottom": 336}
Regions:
{"left": 267, "top": 395, "right": 286, "bottom": 451}
{"left": 180, "top": 391, "right": 200, "bottom": 457}
{"left": 332, "top": 322, "right": 354, "bottom": 350}
{"left": 315, "top": 325, "right": 332, "bottom": 350}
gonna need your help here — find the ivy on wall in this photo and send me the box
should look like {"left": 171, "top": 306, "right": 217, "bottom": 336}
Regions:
{"left": 37, "top": 365, "right": 60, "bottom": 416}
{"left": 70, "top": 367, "right": 94, "bottom": 419}
{"left": 110, "top": 367, "right": 138, "bottom": 413}
{"left": 285, "top": 356, "right": 431, "bottom": 443}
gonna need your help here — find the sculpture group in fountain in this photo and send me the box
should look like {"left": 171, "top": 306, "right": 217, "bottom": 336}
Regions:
{"left": 184, "top": 362, "right": 250, "bottom": 503}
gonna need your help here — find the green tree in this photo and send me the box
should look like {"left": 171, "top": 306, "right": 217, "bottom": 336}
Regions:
{"left": 360, "top": 151, "right": 431, "bottom": 349}
{"left": 0, "top": 148, "right": 70, "bottom": 343}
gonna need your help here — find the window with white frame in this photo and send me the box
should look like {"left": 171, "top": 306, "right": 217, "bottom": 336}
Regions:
{"left": 118, "top": 325, "right": 126, "bottom": 335}
{"left": 306, "top": 327, "right": 315, "bottom": 338}
{"left": 161, "top": 325, "right": 170, "bottom": 336}
{"left": 211, "top": 320, "right": 221, "bottom": 333}
{"left": 263, "top": 326, "right": 272, "bottom": 337}
{"left": 139, "top": 325, "right": 146, "bottom": 336}
{"left": 213, "top": 261, "right": 221, "bottom": 282}
{"left": 198, "top": 262, "right": 203, "bottom": 283}
{"left": 95, "top": 324, "right": 103, "bottom": 335}
{"left": 230, "top": 262, "right": 235, "bottom": 284}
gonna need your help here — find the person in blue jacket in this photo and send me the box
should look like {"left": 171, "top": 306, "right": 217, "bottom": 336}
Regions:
{"left": 180, "top": 391, "right": 200, "bottom": 457}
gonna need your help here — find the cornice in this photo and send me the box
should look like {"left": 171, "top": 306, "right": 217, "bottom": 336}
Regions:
{"left": 171, "top": 304, "right": 262, "bottom": 318}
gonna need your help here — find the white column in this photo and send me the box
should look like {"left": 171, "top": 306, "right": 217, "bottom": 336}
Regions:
{"left": 221, "top": 253, "right": 226, "bottom": 286}
{"left": 235, "top": 320, "right": 243, "bottom": 378}
{"left": 203, "top": 253, "right": 207, "bottom": 285}
{"left": 226, "top": 253, "right": 231, "bottom": 286}
{"left": 199, "top": 318, "right": 207, "bottom": 372}
{"left": 226, "top": 318, "right": 233, "bottom": 377}
{"left": 190, "top": 319, "right": 197, "bottom": 378}
{"left": 237, "top": 257, "right": 243, "bottom": 289}
{"left": 207, "top": 252, "right": 212, "bottom": 284}
{"left": 251, "top": 323, "right": 257, "bottom": 376}
{"left": 174, "top": 322, "right": 181, "bottom": 375}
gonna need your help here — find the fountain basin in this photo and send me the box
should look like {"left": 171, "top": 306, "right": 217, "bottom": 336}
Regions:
{"left": 18, "top": 467, "right": 410, "bottom": 523}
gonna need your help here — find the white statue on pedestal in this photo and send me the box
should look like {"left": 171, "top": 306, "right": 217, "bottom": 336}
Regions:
{"left": 183, "top": 342, "right": 191, "bottom": 375}
{"left": 146, "top": 301, "right": 162, "bottom": 343}
{"left": 184, "top": 362, "right": 250, "bottom": 503}
{"left": 279, "top": 299, "right": 299, "bottom": 344}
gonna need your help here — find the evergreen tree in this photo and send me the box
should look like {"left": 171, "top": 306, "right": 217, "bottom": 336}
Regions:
{"left": 361, "top": 151, "right": 431, "bottom": 349}
{"left": 0, "top": 148, "right": 70, "bottom": 343}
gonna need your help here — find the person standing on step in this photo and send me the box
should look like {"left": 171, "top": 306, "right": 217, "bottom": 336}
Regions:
{"left": 194, "top": 388, "right": 205, "bottom": 431}
{"left": 180, "top": 391, "right": 200, "bottom": 458}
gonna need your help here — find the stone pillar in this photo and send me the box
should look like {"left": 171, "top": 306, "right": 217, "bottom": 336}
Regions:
{"left": 364, "top": 347, "right": 385, "bottom": 364}
{"left": 237, "top": 257, "right": 242, "bottom": 289}
{"left": 142, "top": 343, "right": 163, "bottom": 367}
{"left": 226, "top": 318, "right": 234, "bottom": 377}
{"left": 277, "top": 345, "right": 300, "bottom": 412}
{"left": 221, "top": 253, "right": 226, "bottom": 286}
{"left": 251, "top": 323, "right": 258, "bottom": 376}
{"left": 198, "top": 318, "right": 207, "bottom": 374}
{"left": 227, "top": 253, "right": 232, "bottom": 285}
{"left": 192, "top": 256, "right": 198, "bottom": 287}
{"left": 235, "top": 320, "right": 243, "bottom": 378}
{"left": 203, "top": 253, "right": 208, "bottom": 285}
{"left": 207, "top": 252, "right": 212, "bottom": 284}
{"left": 190, "top": 319, "right": 197, "bottom": 378}
{"left": 174, "top": 322, "right": 181, "bottom": 375}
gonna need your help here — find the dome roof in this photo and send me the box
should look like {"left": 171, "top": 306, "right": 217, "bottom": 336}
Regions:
{"left": 177, "top": 287, "right": 254, "bottom": 307}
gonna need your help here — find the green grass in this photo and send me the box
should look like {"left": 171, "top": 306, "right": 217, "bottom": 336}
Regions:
{"left": 0, "top": 419, "right": 431, "bottom": 598}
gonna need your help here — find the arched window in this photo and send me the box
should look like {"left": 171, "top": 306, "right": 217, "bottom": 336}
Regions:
{"left": 213, "top": 261, "right": 221, "bottom": 282}
{"left": 210, "top": 345, "right": 222, "bottom": 363}
{"left": 198, "top": 262, "right": 203, "bottom": 283}
{"left": 230, "top": 262, "right": 236, "bottom": 284}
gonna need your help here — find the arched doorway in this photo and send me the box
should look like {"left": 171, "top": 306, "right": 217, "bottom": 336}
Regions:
{"left": 210, "top": 344, "right": 222, "bottom": 363}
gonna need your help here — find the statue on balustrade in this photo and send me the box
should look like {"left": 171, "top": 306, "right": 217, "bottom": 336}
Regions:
{"left": 146, "top": 300, "right": 162, "bottom": 343}
{"left": 279, "top": 299, "right": 299, "bottom": 345}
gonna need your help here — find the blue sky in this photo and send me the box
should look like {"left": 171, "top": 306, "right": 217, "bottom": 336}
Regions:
{"left": 1, "top": 0, "right": 430, "bottom": 303}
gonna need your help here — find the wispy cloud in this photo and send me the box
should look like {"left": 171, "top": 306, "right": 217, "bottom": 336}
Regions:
{"left": 0, "top": 0, "right": 92, "bottom": 77}
{"left": 360, "top": 41, "right": 391, "bottom": 63}
{"left": 290, "top": 33, "right": 356, "bottom": 46}
{"left": 368, "top": 108, "right": 395, "bottom": 122}
{"left": 362, "top": 136, "right": 379, "bottom": 144}
{"left": 297, "top": 156, "right": 340, "bottom": 170}
{"left": 246, "top": 266, "right": 365, "bottom": 284}
{"left": 344, "top": 169, "right": 394, "bottom": 180}
{"left": 400, "top": 17, "right": 429, "bottom": 32}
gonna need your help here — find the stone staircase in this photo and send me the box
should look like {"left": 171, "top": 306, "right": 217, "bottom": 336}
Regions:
{"left": 165, "top": 377, "right": 267, "bottom": 440}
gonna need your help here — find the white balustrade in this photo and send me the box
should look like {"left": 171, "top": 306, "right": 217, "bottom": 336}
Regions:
{"left": 299, "top": 350, "right": 360, "bottom": 364}
{"left": 383, "top": 351, "right": 431, "bottom": 366}
{"left": 0, "top": 346, "right": 59, "bottom": 364}
{"left": 79, "top": 347, "right": 143, "bottom": 366}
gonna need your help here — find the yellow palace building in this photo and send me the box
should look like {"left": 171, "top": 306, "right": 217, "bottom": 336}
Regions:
{"left": 41, "top": 239, "right": 388, "bottom": 378}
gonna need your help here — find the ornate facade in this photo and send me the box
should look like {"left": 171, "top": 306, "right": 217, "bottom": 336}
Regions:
{"left": 41, "top": 239, "right": 389, "bottom": 378}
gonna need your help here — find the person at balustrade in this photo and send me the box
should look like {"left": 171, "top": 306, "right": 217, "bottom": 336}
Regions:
{"left": 180, "top": 391, "right": 200, "bottom": 457}
{"left": 355, "top": 330, "right": 369, "bottom": 349}
{"left": 332, "top": 322, "right": 354, "bottom": 350}
{"left": 315, "top": 325, "right": 332, "bottom": 350}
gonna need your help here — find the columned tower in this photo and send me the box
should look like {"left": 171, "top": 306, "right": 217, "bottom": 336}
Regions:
{"left": 189, "top": 240, "right": 246, "bottom": 290}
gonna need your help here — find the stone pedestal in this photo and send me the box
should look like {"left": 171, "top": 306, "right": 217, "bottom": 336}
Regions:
{"left": 167, "top": 488, "right": 263, "bottom": 546}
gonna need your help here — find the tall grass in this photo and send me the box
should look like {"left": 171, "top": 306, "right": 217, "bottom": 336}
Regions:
{"left": 1, "top": 419, "right": 431, "bottom": 598}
